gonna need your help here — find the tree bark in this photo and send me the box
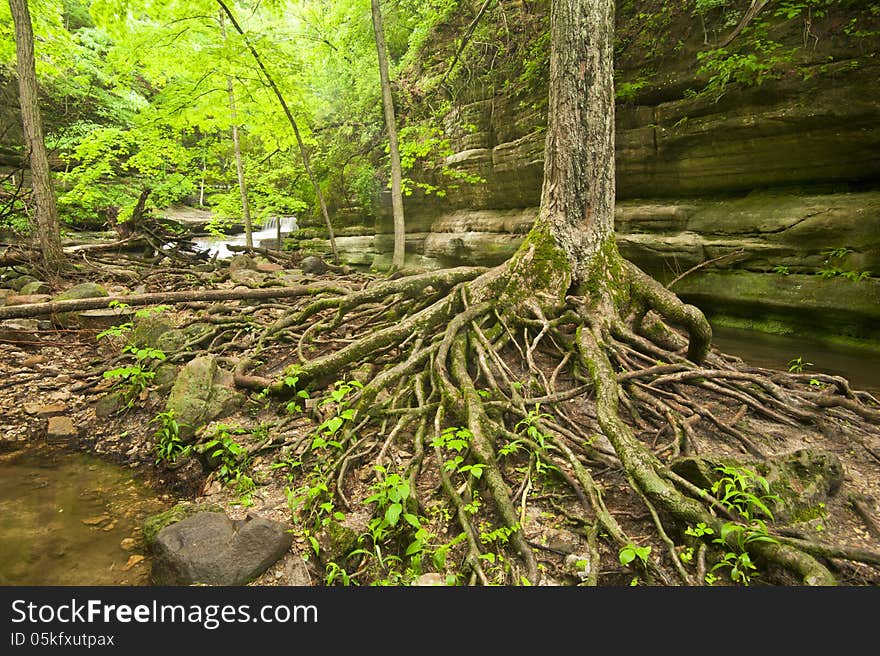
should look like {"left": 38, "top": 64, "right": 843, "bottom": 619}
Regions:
{"left": 215, "top": 0, "right": 338, "bottom": 263}
{"left": 0, "top": 282, "right": 350, "bottom": 320}
{"left": 370, "top": 0, "right": 406, "bottom": 269}
{"left": 8, "top": 0, "right": 64, "bottom": 272}
{"left": 220, "top": 13, "right": 253, "bottom": 250}
{"left": 536, "top": 0, "right": 616, "bottom": 284}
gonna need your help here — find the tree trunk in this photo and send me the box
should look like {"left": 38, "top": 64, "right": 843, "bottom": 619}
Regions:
{"left": 228, "top": 80, "right": 253, "bottom": 249}
{"left": 215, "top": 0, "right": 339, "bottom": 263}
{"left": 534, "top": 0, "right": 616, "bottom": 285}
{"left": 220, "top": 13, "right": 253, "bottom": 250}
{"left": 370, "top": 0, "right": 406, "bottom": 270}
{"left": 8, "top": 0, "right": 64, "bottom": 272}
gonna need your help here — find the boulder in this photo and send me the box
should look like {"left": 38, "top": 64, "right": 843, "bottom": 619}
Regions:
{"left": 164, "top": 355, "right": 243, "bottom": 441}
{"left": 19, "top": 280, "right": 51, "bottom": 295}
{"left": 149, "top": 512, "right": 293, "bottom": 586}
{"left": 670, "top": 449, "right": 844, "bottom": 525}
{"left": 54, "top": 282, "right": 108, "bottom": 301}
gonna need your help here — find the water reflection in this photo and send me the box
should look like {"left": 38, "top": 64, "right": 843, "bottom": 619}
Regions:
{"left": 0, "top": 445, "right": 169, "bottom": 586}
{"left": 711, "top": 325, "right": 880, "bottom": 394}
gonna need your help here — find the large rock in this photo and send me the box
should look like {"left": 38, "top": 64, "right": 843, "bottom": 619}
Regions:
{"left": 671, "top": 449, "right": 844, "bottom": 525}
{"left": 149, "top": 512, "right": 293, "bottom": 585}
{"left": 54, "top": 282, "right": 108, "bottom": 301}
{"left": 164, "top": 355, "right": 243, "bottom": 440}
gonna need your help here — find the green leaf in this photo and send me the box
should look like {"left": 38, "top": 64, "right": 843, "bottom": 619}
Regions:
{"left": 385, "top": 503, "right": 402, "bottom": 527}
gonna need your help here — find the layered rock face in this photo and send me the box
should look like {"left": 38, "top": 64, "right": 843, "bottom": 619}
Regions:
{"left": 295, "top": 1, "right": 879, "bottom": 341}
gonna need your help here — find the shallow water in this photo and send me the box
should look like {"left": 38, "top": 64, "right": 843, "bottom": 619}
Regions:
{"left": 0, "top": 445, "right": 169, "bottom": 586}
{"left": 711, "top": 325, "right": 880, "bottom": 394}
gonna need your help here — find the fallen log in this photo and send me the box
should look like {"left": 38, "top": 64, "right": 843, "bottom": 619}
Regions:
{"left": 0, "top": 282, "right": 351, "bottom": 320}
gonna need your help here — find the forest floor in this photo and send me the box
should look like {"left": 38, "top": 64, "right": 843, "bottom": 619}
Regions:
{"left": 2, "top": 248, "right": 880, "bottom": 587}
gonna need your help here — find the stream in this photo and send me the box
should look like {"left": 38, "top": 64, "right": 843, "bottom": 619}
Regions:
{"left": 0, "top": 445, "right": 169, "bottom": 586}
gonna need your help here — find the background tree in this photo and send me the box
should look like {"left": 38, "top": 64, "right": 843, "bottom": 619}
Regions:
{"left": 371, "top": 0, "right": 405, "bottom": 269}
{"left": 8, "top": 0, "right": 64, "bottom": 271}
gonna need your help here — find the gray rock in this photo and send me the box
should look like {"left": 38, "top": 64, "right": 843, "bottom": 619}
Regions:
{"left": 230, "top": 268, "right": 264, "bottom": 287}
{"left": 228, "top": 254, "right": 256, "bottom": 272}
{"left": 300, "top": 255, "right": 328, "bottom": 275}
{"left": 149, "top": 512, "right": 293, "bottom": 585}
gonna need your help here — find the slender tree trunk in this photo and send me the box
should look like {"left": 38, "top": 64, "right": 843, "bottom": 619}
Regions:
{"left": 215, "top": 0, "right": 338, "bottom": 263}
{"left": 537, "top": 0, "right": 616, "bottom": 283}
{"left": 370, "top": 0, "right": 405, "bottom": 269}
{"left": 220, "top": 14, "right": 253, "bottom": 249}
{"left": 228, "top": 80, "right": 253, "bottom": 249}
{"left": 8, "top": 0, "right": 64, "bottom": 272}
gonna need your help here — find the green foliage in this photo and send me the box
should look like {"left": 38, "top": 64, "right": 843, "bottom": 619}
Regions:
{"left": 151, "top": 409, "right": 189, "bottom": 464}
{"left": 787, "top": 356, "right": 812, "bottom": 373}
{"left": 431, "top": 425, "right": 486, "bottom": 480}
{"left": 696, "top": 41, "right": 793, "bottom": 99}
{"left": 619, "top": 543, "right": 652, "bottom": 568}
{"left": 201, "top": 424, "right": 255, "bottom": 498}
{"left": 311, "top": 378, "right": 363, "bottom": 451}
{"left": 705, "top": 465, "right": 782, "bottom": 586}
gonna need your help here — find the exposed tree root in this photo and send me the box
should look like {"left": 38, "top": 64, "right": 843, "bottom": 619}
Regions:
{"left": 205, "top": 253, "right": 880, "bottom": 586}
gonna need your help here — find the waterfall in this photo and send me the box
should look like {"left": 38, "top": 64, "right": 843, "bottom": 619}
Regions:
{"left": 261, "top": 215, "right": 298, "bottom": 233}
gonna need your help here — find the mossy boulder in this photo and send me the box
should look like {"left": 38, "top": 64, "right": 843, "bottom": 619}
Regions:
{"left": 19, "top": 280, "right": 51, "bottom": 295}
{"left": 164, "top": 355, "right": 244, "bottom": 441}
{"left": 671, "top": 449, "right": 844, "bottom": 525}
{"left": 143, "top": 502, "right": 225, "bottom": 544}
{"left": 130, "top": 315, "right": 175, "bottom": 349}
{"left": 54, "top": 282, "right": 108, "bottom": 301}
{"left": 315, "top": 519, "right": 360, "bottom": 566}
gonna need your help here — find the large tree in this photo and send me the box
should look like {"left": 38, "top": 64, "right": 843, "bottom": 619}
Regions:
{"left": 222, "top": 0, "right": 880, "bottom": 587}
{"left": 8, "top": 0, "right": 64, "bottom": 272}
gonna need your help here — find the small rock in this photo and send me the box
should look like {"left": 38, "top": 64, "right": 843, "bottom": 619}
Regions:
{"left": 82, "top": 515, "right": 111, "bottom": 526}
{"left": 413, "top": 573, "right": 448, "bottom": 586}
{"left": 300, "top": 255, "right": 328, "bottom": 275}
{"left": 255, "top": 261, "right": 283, "bottom": 272}
{"left": 46, "top": 415, "right": 77, "bottom": 440}
{"left": 229, "top": 254, "right": 256, "bottom": 272}
{"left": 122, "top": 555, "right": 145, "bottom": 571}
{"left": 21, "top": 355, "right": 47, "bottom": 368}
{"left": 120, "top": 538, "right": 137, "bottom": 551}
{"left": 25, "top": 403, "right": 68, "bottom": 417}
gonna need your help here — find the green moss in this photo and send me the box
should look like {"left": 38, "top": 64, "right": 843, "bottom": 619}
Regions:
{"left": 497, "top": 226, "right": 571, "bottom": 306}
{"left": 142, "top": 502, "right": 225, "bottom": 544}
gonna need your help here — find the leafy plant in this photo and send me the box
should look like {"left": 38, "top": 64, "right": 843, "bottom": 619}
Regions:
{"left": 282, "top": 367, "right": 311, "bottom": 415}
{"left": 619, "top": 543, "right": 652, "bottom": 568}
{"left": 201, "top": 424, "right": 254, "bottom": 497}
{"left": 151, "top": 409, "right": 189, "bottom": 464}
{"left": 311, "top": 378, "right": 363, "bottom": 451}
{"left": 511, "top": 404, "right": 558, "bottom": 475}
{"left": 705, "top": 465, "right": 782, "bottom": 586}
{"left": 102, "top": 345, "right": 166, "bottom": 407}
{"left": 787, "top": 357, "right": 812, "bottom": 373}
